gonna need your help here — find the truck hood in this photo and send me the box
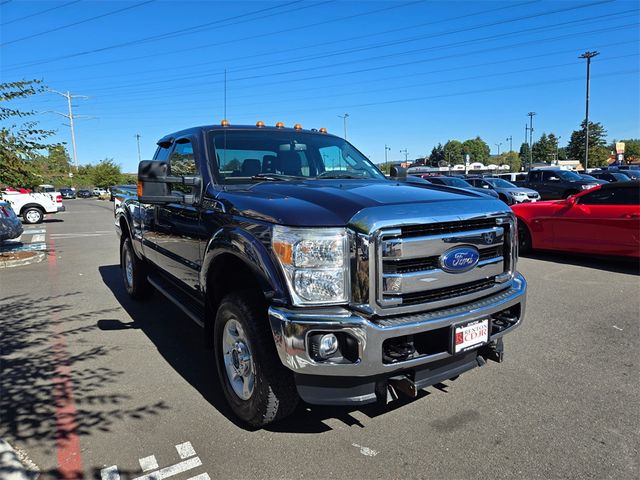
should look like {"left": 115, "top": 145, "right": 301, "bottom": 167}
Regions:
{"left": 218, "top": 179, "right": 509, "bottom": 229}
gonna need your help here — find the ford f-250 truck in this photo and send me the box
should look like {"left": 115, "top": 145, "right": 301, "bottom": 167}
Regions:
{"left": 115, "top": 122, "right": 527, "bottom": 427}
{"left": 516, "top": 168, "right": 599, "bottom": 200}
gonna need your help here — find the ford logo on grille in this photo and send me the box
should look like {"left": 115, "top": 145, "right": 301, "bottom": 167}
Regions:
{"left": 439, "top": 246, "right": 480, "bottom": 273}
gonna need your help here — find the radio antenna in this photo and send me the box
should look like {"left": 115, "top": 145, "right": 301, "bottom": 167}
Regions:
{"left": 224, "top": 68, "right": 227, "bottom": 120}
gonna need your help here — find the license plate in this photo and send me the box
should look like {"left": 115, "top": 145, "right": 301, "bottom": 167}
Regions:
{"left": 452, "top": 319, "right": 489, "bottom": 354}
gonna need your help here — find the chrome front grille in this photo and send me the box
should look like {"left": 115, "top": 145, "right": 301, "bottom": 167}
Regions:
{"left": 369, "top": 216, "right": 515, "bottom": 316}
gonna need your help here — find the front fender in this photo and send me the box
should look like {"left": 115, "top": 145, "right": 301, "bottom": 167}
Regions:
{"left": 200, "top": 226, "right": 289, "bottom": 305}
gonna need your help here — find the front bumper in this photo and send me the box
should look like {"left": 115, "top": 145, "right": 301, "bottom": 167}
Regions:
{"left": 269, "top": 272, "right": 526, "bottom": 378}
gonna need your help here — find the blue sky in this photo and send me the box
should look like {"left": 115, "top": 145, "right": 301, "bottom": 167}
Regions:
{"left": 1, "top": 0, "right": 638, "bottom": 172}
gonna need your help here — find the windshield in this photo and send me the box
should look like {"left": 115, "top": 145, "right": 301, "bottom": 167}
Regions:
{"left": 557, "top": 170, "right": 582, "bottom": 181}
{"left": 612, "top": 173, "right": 631, "bottom": 180}
{"left": 208, "top": 130, "right": 385, "bottom": 184}
{"left": 485, "top": 177, "right": 516, "bottom": 188}
{"left": 439, "top": 177, "right": 472, "bottom": 188}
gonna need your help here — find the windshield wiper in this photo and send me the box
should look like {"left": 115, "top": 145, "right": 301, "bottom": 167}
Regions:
{"left": 250, "top": 173, "right": 302, "bottom": 182}
{"left": 317, "top": 172, "right": 363, "bottom": 179}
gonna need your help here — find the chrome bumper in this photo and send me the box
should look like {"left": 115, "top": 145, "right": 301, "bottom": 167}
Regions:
{"left": 269, "top": 272, "right": 526, "bottom": 377}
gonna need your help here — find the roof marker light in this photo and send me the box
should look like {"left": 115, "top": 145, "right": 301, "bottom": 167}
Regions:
{"left": 221, "top": 119, "right": 230, "bottom": 127}
{"left": 256, "top": 120, "right": 265, "bottom": 127}
{"left": 275, "top": 122, "right": 285, "bottom": 128}
{"left": 319, "top": 127, "right": 327, "bottom": 134}
{"left": 294, "top": 123, "right": 302, "bottom": 130}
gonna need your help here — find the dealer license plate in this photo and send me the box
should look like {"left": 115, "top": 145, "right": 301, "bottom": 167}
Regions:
{"left": 452, "top": 319, "right": 489, "bottom": 354}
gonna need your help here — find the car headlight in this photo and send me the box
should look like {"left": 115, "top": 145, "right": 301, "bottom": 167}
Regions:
{"left": 272, "top": 226, "right": 349, "bottom": 305}
{"left": 580, "top": 184, "right": 596, "bottom": 190}
{"left": 509, "top": 191, "right": 526, "bottom": 196}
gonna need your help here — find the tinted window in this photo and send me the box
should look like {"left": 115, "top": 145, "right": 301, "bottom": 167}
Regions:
{"left": 169, "top": 139, "right": 199, "bottom": 194}
{"left": 578, "top": 186, "right": 640, "bottom": 205}
{"left": 155, "top": 144, "right": 172, "bottom": 161}
{"left": 529, "top": 171, "right": 542, "bottom": 182}
{"left": 485, "top": 178, "right": 516, "bottom": 188}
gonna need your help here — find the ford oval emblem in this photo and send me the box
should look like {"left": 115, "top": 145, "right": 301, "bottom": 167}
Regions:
{"left": 439, "top": 246, "right": 480, "bottom": 273}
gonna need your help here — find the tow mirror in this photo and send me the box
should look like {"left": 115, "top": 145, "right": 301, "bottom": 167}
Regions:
{"left": 390, "top": 165, "right": 407, "bottom": 179}
{"left": 137, "top": 160, "right": 200, "bottom": 205}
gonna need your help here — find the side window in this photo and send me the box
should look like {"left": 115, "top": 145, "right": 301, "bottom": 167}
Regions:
{"left": 542, "top": 171, "right": 558, "bottom": 181}
{"left": 577, "top": 188, "right": 630, "bottom": 205}
{"left": 154, "top": 144, "right": 172, "bottom": 161}
{"left": 169, "top": 139, "right": 198, "bottom": 194}
{"left": 529, "top": 171, "right": 540, "bottom": 182}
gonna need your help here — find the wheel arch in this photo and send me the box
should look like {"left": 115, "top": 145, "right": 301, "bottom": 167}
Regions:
{"left": 19, "top": 203, "right": 45, "bottom": 215}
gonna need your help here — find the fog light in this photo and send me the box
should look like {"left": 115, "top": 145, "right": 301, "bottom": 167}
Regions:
{"left": 318, "top": 334, "right": 338, "bottom": 359}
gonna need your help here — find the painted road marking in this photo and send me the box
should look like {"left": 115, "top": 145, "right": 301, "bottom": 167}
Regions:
{"left": 352, "top": 443, "right": 379, "bottom": 457}
{"left": 102, "top": 442, "right": 208, "bottom": 480}
{"left": 139, "top": 455, "right": 159, "bottom": 472}
{"left": 22, "top": 228, "right": 46, "bottom": 234}
{"left": 175, "top": 442, "right": 196, "bottom": 459}
{"left": 101, "top": 465, "right": 120, "bottom": 480}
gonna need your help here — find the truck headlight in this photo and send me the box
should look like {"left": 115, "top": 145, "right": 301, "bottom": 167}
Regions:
{"left": 272, "top": 226, "right": 349, "bottom": 305}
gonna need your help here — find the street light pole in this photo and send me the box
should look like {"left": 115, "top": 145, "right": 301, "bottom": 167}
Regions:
{"left": 384, "top": 144, "right": 391, "bottom": 170}
{"left": 579, "top": 51, "right": 599, "bottom": 171}
{"left": 495, "top": 142, "right": 502, "bottom": 156}
{"left": 506, "top": 135, "right": 512, "bottom": 152}
{"left": 555, "top": 135, "right": 561, "bottom": 164}
{"left": 400, "top": 148, "right": 408, "bottom": 164}
{"left": 527, "top": 112, "right": 536, "bottom": 171}
{"left": 135, "top": 134, "right": 142, "bottom": 162}
{"left": 337, "top": 113, "right": 349, "bottom": 140}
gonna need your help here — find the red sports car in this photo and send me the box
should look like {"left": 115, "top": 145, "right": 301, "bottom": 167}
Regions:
{"left": 512, "top": 181, "right": 639, "bottom": 258}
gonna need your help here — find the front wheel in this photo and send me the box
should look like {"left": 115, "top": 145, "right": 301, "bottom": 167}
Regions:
{"left": 518, "top": 221, "right": 532, "bottom": 255}
{"left": 121, "top": 237, "right": 153, "bottom": 300}
{"left": 22, "top": 207, "right": 44, "bottom": 224}
{"left": 214, "top": 291, "right": 298, "bottom": 427}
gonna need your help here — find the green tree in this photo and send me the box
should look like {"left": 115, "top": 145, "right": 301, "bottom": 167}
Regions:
{"left": 91, "top": 158, "right": 123, "bottom": 187}
{"left": 443, "top": 140, "right": 464, "bottom": 165}
{"left": 428, "top": 143, "right": 445, "bottom": 166}
{"left": 0, "top": 80, "right": 59, "bottom": 187}
{"left": 461, "top": 136, "right": 490, "bottom": 164}
{"left": 502, "top": 151, "right": 522, "bottom": 173}
{"left": 531, "top": 133, "right": 557, "bottom": 164}
{"left": 567, "top": 120, "right": 608, "bottom": 167}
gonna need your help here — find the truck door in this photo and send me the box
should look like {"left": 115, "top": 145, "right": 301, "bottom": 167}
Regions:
{"left": 541, "top": 171, "right": 564, "bottom": 199}
{"left": 148, "top": 137, "right": 204, "bottom": 293}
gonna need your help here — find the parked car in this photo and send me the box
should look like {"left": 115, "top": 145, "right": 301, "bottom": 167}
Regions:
{"left": 425, "top": 175, "right": 500, "bottom": 199}
{"left": 579, "top": 174, "right": 608, "bottom": 185}
{"left": 59, "top": 188, "right": 76, "bottom": 199}
{"left": 0, "top": 190, "right": 65, "bottom": 224}
{"left": 77, "top": 189, "right": 93, "bottom": 198}
{"left": 513, "top": 181, "right": 639, "bottom": 257}
{"left": 588, "top": 171, "right": 631, "bottom": 183}
{"left": 116, "top": 122, "right": 527, "bottom": 427}
{"left": 608, "top": 165, "right": 640, "bottom": 180}
{"left": 92, "top": 188, "right": 108, "bottom": 197}
{"left": 518, "top": 168, "right": 598, "bottom": 199}
{"left": 466, "top": 176, "right": 541, "bottom": 204}
{"left": 0, "top": 201, "right": 23, "bottom": 241}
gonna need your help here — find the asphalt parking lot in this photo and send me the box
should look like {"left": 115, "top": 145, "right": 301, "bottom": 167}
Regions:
{"left": 1, "top": 199, "right": 638, "bottom": 480}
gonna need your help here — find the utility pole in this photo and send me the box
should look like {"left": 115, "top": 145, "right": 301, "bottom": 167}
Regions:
{"left": 555, "top": 135, "right": 561, "bottom": 164}
{"left": 495, "top": 142, "right": 502, "bottom": 156}
{"left": 400, "top": 148, "right": 409, "bottom": 164}
{"left": 337, "top": 113, "right": 349, "bottom": 140}
{"left": 506, "top": 135, "right": 512, "bottom": 152}
{"left": 579, "top": 51, "right": 599, "bottom": 171}
{"left": 135, "top": 134, "right": 142, "bottom": 162}
{"left": 47, "top": 89, "right": 88, "bottom": 170}
{"left": 527, "top": 112, "right": 536, "bottom": 171}
{"left": 384, "top": 144, "right": 391, "bottom": 168}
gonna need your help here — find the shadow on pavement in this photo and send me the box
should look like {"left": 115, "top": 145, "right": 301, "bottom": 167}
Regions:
{"left": 523, "top": 251, "right": 639, "bottom": 275}
{"left": 98, "top": 264, "right": 452, "bottom": 434}
{"left": 0, "top": 292, "right": 170, "bottom": 478}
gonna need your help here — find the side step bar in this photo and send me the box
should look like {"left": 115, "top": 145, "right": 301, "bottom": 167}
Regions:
{"left": 147, "top": 274, "right": 205, "bottom": 328}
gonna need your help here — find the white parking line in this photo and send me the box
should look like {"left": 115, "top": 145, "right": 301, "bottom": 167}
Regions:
{"left": 31, "top": 234, "right": 46, "bottom": 243}
{"left": 132, "top": 457, "right": 202, "bottom": 480}
{"left": 100, "top": 465, "right": 120, "bottom": 480}
{"left": 175, "top": 442, "right": 196, "bottom": 459}
{"left": 186, "top": 474, "right": 211, "bottom": 480}
{"left": 139, "top": 455, "right": 159, "bottom": 472}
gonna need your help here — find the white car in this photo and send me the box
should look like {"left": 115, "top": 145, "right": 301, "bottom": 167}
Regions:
{"left": 92, "top": 188, "right": 108, "bottom": 196}
{"left": 0, "top": 190, "right": 65, "bottom": 224}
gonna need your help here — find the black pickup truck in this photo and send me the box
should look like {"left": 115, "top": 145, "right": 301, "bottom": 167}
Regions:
{"left": 518, "top": 168, "right": 599, "bottom": 200}
{"left": 115, "top": 122, "right": 527, "bottom": 426}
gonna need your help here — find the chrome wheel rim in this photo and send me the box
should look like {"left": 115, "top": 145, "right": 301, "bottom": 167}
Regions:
{"left": 26, "top": 210, "right": 41, "bottom": 223}
{"left": 124, "top": 248, "right": 134, "bottom": 288}
{"left": 222, "top": 318, "right": 255, "bottom": 400}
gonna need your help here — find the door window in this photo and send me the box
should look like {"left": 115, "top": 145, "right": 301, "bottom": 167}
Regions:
{"left": 578, "top": 187, "right": 640, "bottom": 205}
{"left": 169, "top": 139, "right": 199, "bottom": 194}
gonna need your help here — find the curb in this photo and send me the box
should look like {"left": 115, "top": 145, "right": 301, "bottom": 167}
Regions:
{"left": 0, "top": 251, "right": 45, "bottom": 269}
{"left": 0, "top": 439, "right": 39, "bottom": 480}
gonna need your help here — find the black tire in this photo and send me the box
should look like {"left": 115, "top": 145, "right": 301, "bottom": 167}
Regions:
{"left": 214, "top": 291, "right": 298, "bottom": 427}
{"left": 22, "top": 207, "right": 44, "bottom": 224}
{"left": 498, "top": 193, "right": 512, "bottom": 205}
{"left": 563, "top": 190, "right": 579, "bottom": 199}
{"left": 518, "top": 220, "right": 532, "bottom": 255}
{"left": 120, "top": 236, "right": 153, "bottom": 300}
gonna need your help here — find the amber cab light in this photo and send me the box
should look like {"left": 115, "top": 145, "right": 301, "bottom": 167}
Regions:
{"left": 256, "top": 120, "right": 265, "bottom": 127}
{"left": 275, "top": 122, "right": 285, "bottom": 128}
{"left": 319, "top": 127, "right": 327, "bottom": 134}
{"left": 221, "top": 119, "right": 230, "bottom": 127}
{"left": 293, "top": 123, "right": 302, "bottom": 130}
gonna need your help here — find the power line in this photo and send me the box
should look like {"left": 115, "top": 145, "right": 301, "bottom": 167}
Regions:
{"left": 78, "top": 20, "right": 638, "bottom": 102}
{"left": 0, "top": 1, "right": 156, "bottom": 47}
{"left": 1, "top": 0, "right": 80, "bottom": 26}
{"left": 2, "top": 0, "right": 323, "bottom": 69}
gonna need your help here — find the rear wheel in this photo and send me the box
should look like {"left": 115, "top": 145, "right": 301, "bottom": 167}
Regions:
{"left": 214, "top": 291, "right": 298, "bottom": 427}
{"left": 518, "top": 221, "right": 532, "bottom": 254}
{"left": 22, "top": 207, "right": 44, "bottom": 224}
{"left": 121, "top": 236, "right": 153, "bottom": 300}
